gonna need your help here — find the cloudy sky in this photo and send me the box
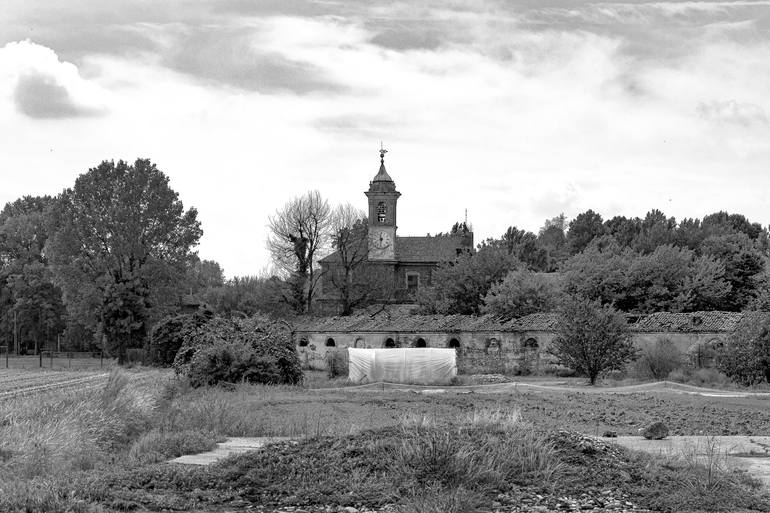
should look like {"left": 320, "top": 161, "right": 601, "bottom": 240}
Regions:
{"left": 1, "top": 0, "right": 769, "bottom": 277}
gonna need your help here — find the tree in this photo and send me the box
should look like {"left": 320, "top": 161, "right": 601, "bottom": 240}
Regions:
{"left": 482, "top": 269, "right": 561, "bottom": 319}
{"left": 326, "top": 204, "right": 368, "bottom": 315}
{"left": 549, "top": 297, "right": 636, "bottom": 385}
{"left": 717, "top": 314, "right": 770, "bottom": 385}
{"left": 562, "top": 237, "right": 634, "bottom": 309}
{"left": 566, "top": 209, "right": 605, "bottom": 255}
{"left": 537, "top": 214, "right": 569, "bottom": 271}
{"left": 604, "top": 216, "right": 641, "bottom": 248}
{"left": 0, "top": 195, "right": 66, "bottom": 353}
{"left": 632, "top": 209, "right": 676, "bottom": 254}
{"left": 186, "top": 258, "right": 225, "bottom": 294}
{"left": 267, "top": 191, "right": 331, "bottom": 314}
{"left": 47, "top": 159, "right": 202, "bottom": 364}
{"left": 419, "top": 246, "right": 518, "bottom": 315}
{"left": 496, "top": 226, "right": 548, "bottom": 271}
{"left": 701, "top": 233, "right": 764, "bottom": 310}
{"left": 204, "top": 274, "right": 294, "bottom": 319}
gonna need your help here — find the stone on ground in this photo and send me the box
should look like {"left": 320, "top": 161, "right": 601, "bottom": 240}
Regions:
{"left": 640, "top": 421, "right": 668, "bottom": 440}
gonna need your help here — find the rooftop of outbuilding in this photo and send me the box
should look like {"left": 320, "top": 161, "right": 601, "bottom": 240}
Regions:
{"left": 293, "top": 309, "right": 770, "bottom": 334}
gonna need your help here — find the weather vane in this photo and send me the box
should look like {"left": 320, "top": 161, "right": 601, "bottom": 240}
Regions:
{"left": 379, "top": 141, "right": 387, "bottom": 164}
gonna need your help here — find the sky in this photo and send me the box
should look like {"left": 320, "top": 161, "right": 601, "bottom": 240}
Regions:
{"left": 1, "top": 0, "right": 769, "bottom": 277}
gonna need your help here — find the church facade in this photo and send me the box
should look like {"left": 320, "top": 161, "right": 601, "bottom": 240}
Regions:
{"left": 316, "top": 149, "right": 473, "bottom": 314}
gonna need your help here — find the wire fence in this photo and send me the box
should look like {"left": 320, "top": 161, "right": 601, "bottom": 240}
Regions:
{"left": 0, "top": 347, "right": 114, "bottom": 370}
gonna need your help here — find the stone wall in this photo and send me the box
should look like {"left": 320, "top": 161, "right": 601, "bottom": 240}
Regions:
{"left": 295, "top": 329, "right": 560, "bottom": 374}
{"left": 296, "top": 328, "right": 727, "bottom": 374}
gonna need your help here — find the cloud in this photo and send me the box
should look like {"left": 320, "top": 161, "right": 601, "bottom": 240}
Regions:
{"left": 161, "top": 26, "right": 345, "bottom": 94}
{"left": 14, "top": 71, "right": 99, "bottom": 118}
{"left": 0, "top": 40, "right": 107, "bottom": 119}
{"left": 697, "top": 100, "right": 768, "bottom": 126}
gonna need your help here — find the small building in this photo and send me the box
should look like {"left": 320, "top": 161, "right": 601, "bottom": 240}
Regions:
{"left": 294, "top": 308, "right": 770, "bottom": 375}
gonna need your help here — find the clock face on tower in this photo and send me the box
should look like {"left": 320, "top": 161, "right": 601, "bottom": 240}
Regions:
{"left": 369, "top": 229, "right": 394, "bottom": 259}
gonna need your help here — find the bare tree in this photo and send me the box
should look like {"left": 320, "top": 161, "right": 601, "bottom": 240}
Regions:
{"left": 267, "top": 190, "right": 331, "bottom": 314}
{"left": 328, "top": 204, "right": 368, "bottom": 315}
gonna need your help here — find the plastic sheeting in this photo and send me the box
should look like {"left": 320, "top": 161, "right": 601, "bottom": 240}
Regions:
{"left": 347, "top": 348, "right": 457, "bottom": 385}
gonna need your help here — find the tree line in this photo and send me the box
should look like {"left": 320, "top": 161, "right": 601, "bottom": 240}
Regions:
{"left": 419, "top": 209, "right": 769, "bottom": 317}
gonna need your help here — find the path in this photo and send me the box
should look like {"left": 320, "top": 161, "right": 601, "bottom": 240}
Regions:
{"left": 169, "top": 437, "right": 293, "bottom": 465}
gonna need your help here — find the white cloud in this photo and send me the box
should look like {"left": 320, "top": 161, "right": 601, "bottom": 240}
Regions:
{"left": 0, "top": 41, "right": 108, "bottom": 119}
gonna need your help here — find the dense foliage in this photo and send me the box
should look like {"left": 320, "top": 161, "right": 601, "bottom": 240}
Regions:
{"left": 550, "top": 297, "right": 637, "bottom": 384}
{"left": 716, "top": 315, "right": 770, "bottom": 385}
{"left": 147, "top": 311, "right": 214, "bottom": 366}
{"left": 173, "top": 314, "right": 302, "bottom": 387}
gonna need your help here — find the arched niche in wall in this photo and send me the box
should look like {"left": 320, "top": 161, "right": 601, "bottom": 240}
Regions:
{"left": 298, "top": 337, "right": 309, "bottom": 347}
{"left": 354, "top": 337, "right": 365, "bottom": 348}
{"left": 486, "top": 337, "right": 501, "bottom": 354}
{"left": 447, "top": 338, "right": 461, "bottom": 355}
{"left": 523, "top": 337, "right": 539, "bottom": 350}
{"left": 414, "top": 337, "right": 427, "bottom": 348}
{"left": 384, "top": 337, "right": 397, "bottom": 348}
{"left": 325, "top": 338, "right": 336, "bottom": 347}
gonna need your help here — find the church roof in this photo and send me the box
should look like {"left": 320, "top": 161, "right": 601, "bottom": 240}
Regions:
{"left": 395, "top": 235, "right": 468, "bottom": 263}
{"left": 318, "top": 234, "right": 469, "bottom": 265}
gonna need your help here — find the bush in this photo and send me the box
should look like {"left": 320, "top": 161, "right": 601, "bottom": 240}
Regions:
{"left": 173, "top": 314, "right": 302, "bottom": 387}
{"left": 633, "top": 338, "right": 683, "bottom": 380}
{"left": 147, "top": 310, "right": 214, "bottom": 367}
{"left": 717, "top": 314, "right": 770, "bottom": 386}
{"left": 187, "top": 341, "right": 286, "bottom": 387}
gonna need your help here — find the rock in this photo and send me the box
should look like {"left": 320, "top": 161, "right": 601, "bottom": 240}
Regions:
{"left": 602, "top": 430, "right": 617, "bottom": 438}
{"left": 640, "top": 421, "right": 669, "bottom": 440}
{"left": 342, "top": 508, "right": 358, "bottom": 513}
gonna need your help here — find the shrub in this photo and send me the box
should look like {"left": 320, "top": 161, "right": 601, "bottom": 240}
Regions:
{"left": 633, "top": 338, "right": 683, "bottom": 380}
{"left": 173, "top": 314, "right": 302, "bottom": 387}
{"left": 717, "top": 314, "right": 770, "bottom": 386}
{"left": 187, "top": 341, "right": 285, "bottom": 387}
{"left": 549, "top": 297, "right": 637, "bottom": 384}
{"left": 147, "top": 310, "right": 214, "bottom": 367}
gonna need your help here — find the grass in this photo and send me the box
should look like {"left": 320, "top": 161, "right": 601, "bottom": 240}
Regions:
{"left": 1, "top": 368, "right": 770, "bottom": 512}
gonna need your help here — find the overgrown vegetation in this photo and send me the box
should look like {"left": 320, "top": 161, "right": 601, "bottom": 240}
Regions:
{"left": 2, "top": 370, "right": 770, "bottom": 512}
{"left": 172, "top": 314, "right": 303, "bottom": 386}
{"left": 717, "top": 315, "right": 770, "bottom": 385}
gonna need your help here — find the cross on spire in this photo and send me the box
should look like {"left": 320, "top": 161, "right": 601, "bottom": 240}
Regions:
{"left": 379, "top": 141, "right": 387, "bottom": 164}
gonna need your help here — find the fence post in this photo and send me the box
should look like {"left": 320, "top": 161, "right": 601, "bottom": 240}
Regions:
{"left": 100, "top": 350, "right": 103, "bottom": 369}
{"left": 50, "top": 350, "right": 54, "bottom": 369}
{"left": 39, "top": 350, "right": 42, "bottom": 368}
{"left": 4, "top": 345, "right": 7, "bottom": 368}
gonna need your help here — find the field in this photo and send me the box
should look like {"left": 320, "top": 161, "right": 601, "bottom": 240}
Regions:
{"left": 2, "top": 368, "right": 770, "bottom": 512}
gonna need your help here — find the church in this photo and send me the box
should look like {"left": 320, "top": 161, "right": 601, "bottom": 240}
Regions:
{"left": 316, "top": 148, "right": 473, "bottom": 314}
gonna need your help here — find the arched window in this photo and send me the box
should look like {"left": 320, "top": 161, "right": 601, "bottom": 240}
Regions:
{"left": 414, "top": 338, "right": 427, "bottom": 348}
{"left": 325, "top": 338, "right": 336, "bottom": 347}
{"left": 448, "top": 338, "right": 461, "bottom": 349}
{"left": 298, "top": 338, "right": 309, "bottom": 347}
{"left": 354, "top": 337, "right": 365, "bottom": 348}
{"left": 377, "top": 202, "right": 387, "bottom": 223}
{"left": 524, "top": 338, "right": 539, "bottom": 350}
{"left": 384, "top": 338, "right": 396, "bottom": 348}
{"left": 486, "top": 338, "right": 500, "bottom": 354}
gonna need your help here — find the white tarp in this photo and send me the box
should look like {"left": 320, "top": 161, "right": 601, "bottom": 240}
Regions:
{"left": 347, "top": 348, "right": 457, "bottom": 385}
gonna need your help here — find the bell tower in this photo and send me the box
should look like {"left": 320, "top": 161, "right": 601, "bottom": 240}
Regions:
{"left": 365, "top": 146, "right": 400, "bottom": 261}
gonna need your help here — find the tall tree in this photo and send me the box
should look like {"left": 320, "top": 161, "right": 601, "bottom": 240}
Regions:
{"left": 537, "top": 214, "right": 569, "bottom": 271}
{"left": 267, "top": 190, "right": 331, "bottom": 314}
{"left": 701, "top": 233, "right": 764, "bottom": 310}
{"left": 326, "top": 204, "right": 368, "bottom": 315}
{"left": 47, "top": 159, "right": 202, "bottom": 363}
{"left": 566, "top": 209, "right": 605, "bottom": 255}
{"left": 0, "top": 196, "right": 66, "bottom": 353}
{"left": 632, "top": 209, "right": 676, "bottom": 254}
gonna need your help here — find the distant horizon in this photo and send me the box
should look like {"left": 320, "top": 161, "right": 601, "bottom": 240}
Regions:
{"left": 2, "top": 0, "right": 769, "bottom": 277}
